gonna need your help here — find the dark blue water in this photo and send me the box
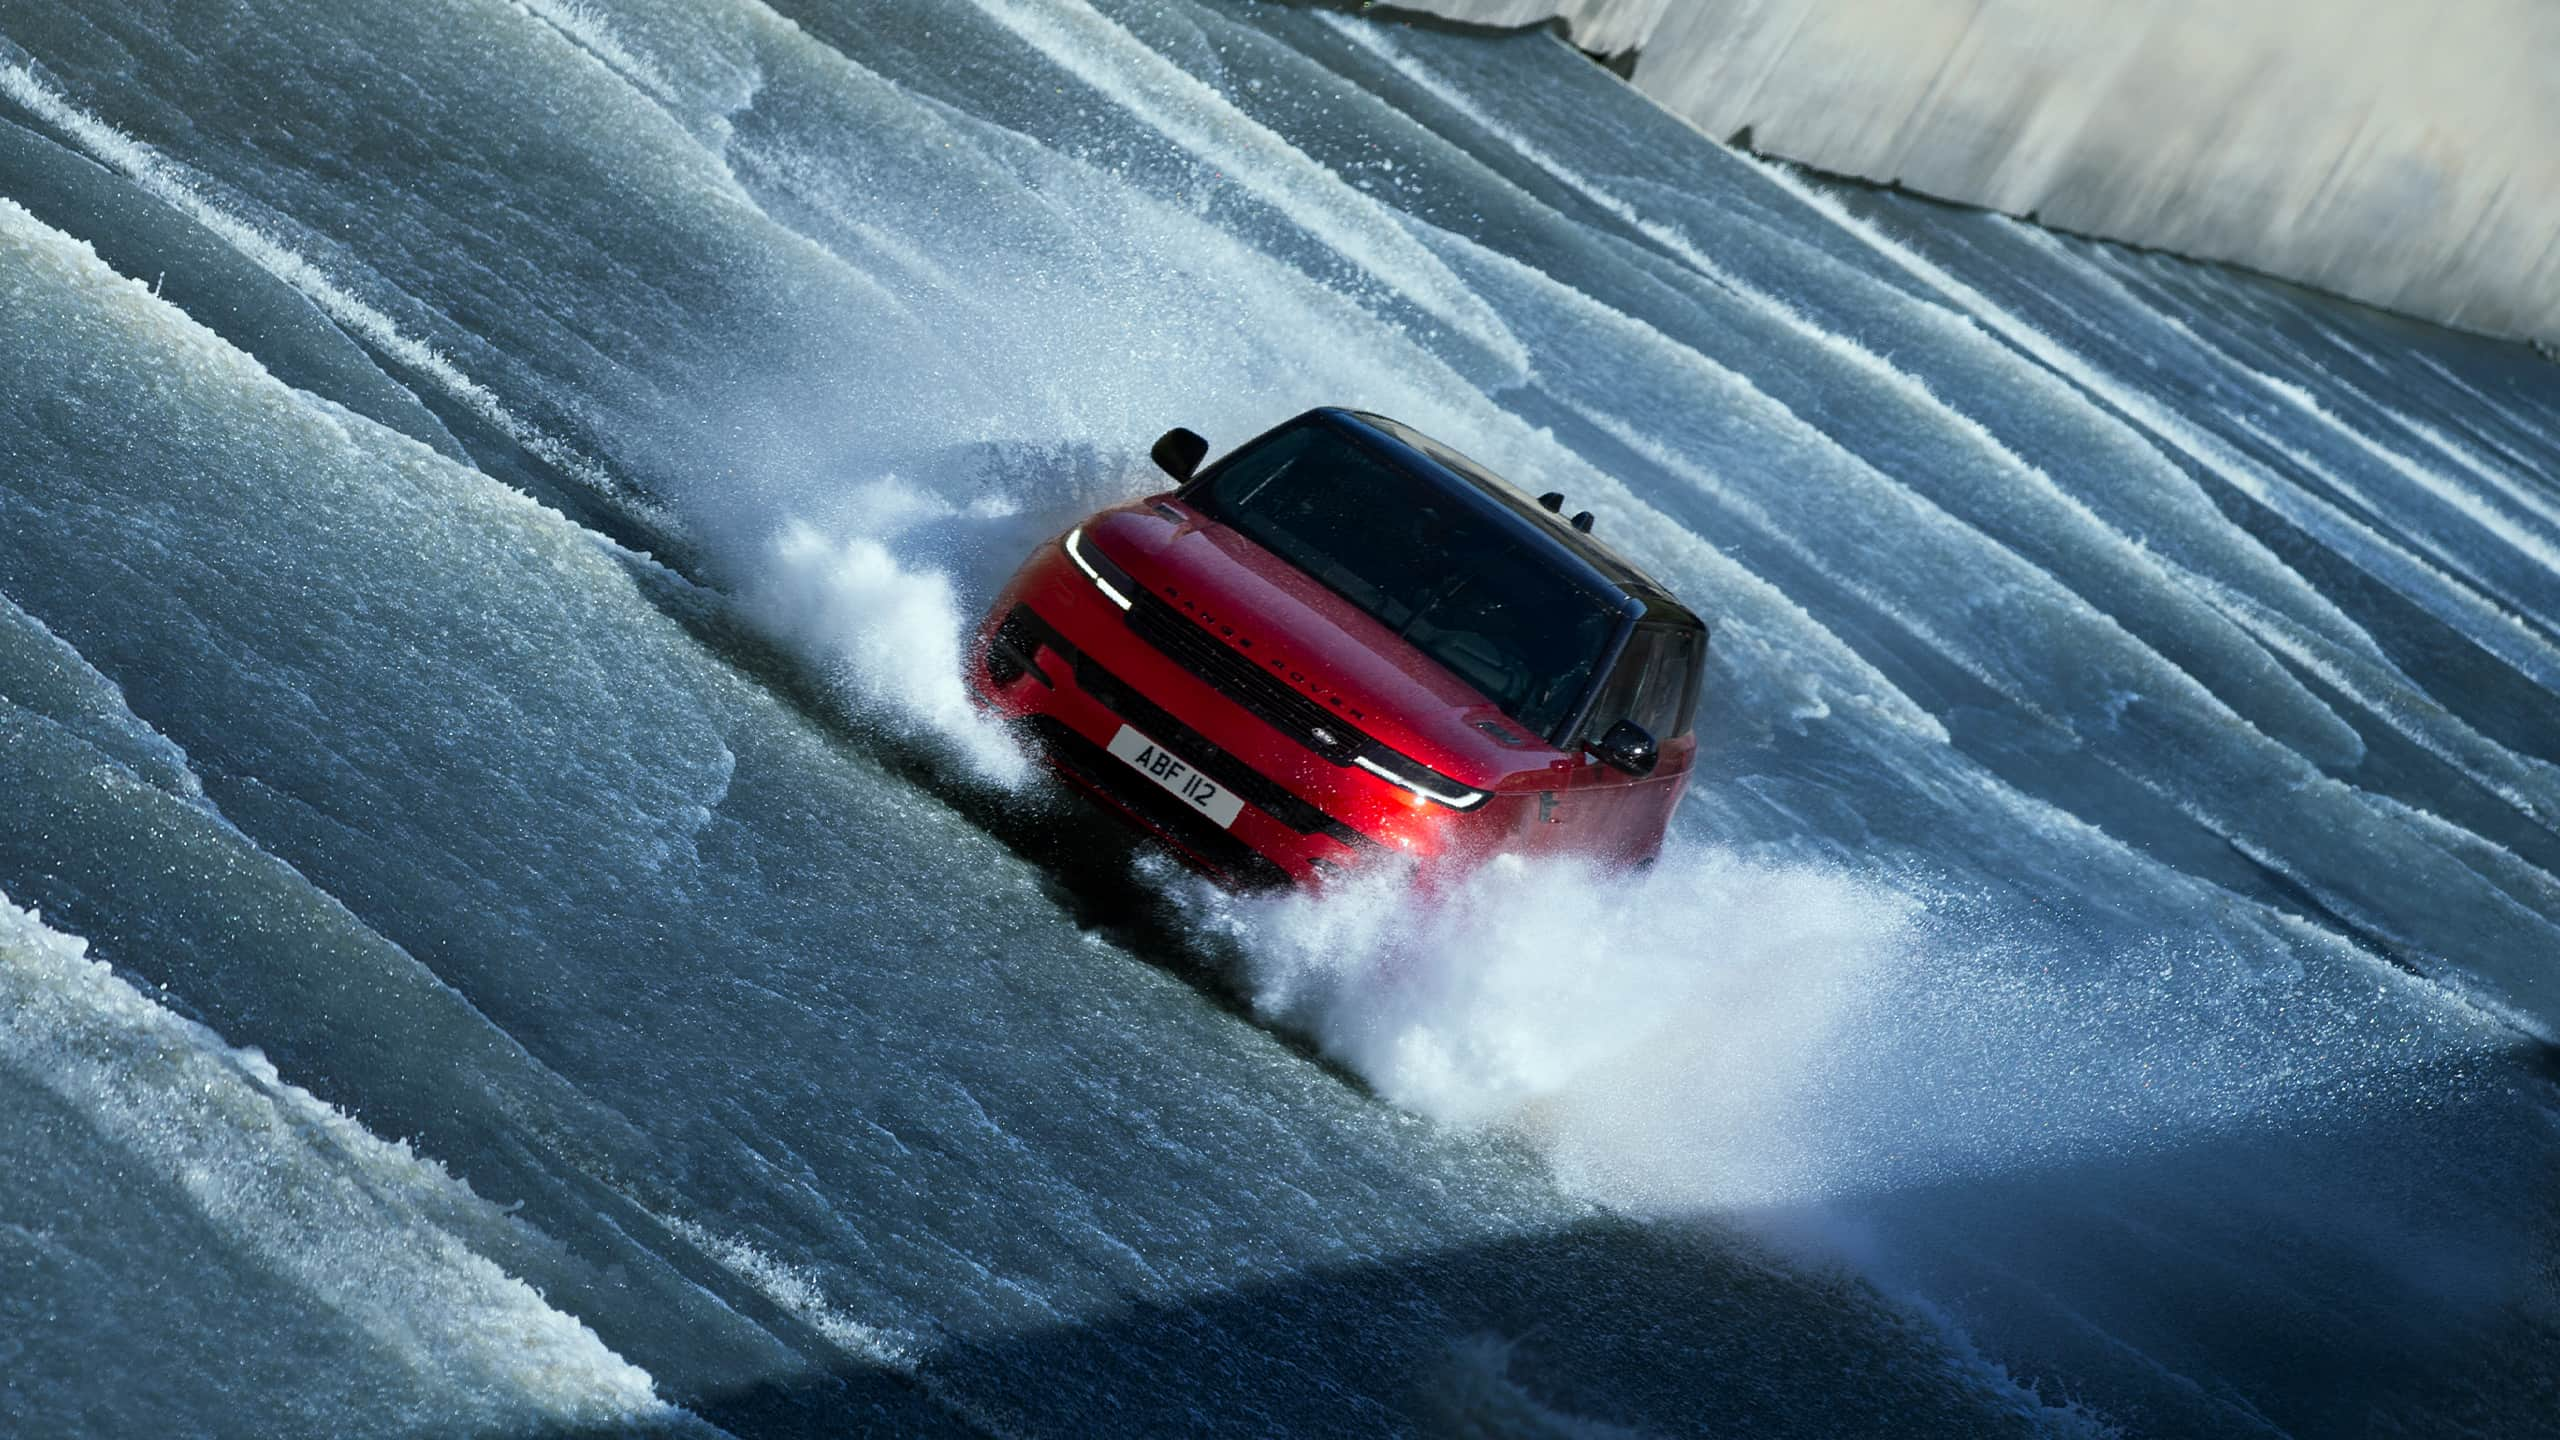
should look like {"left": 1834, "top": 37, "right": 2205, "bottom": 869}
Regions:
{"left": 1, "top": 3, "right": 2553, "bottom": 1435}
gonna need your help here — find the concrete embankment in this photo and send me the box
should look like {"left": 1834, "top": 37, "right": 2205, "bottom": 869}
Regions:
{"left": 1385, "top": 0, "right": 2560, "bottom": 345}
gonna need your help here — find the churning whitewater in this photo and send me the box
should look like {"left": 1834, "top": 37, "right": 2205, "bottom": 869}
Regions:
{"left": 0, "top": 1, "right": 2554, "bottom": 1436}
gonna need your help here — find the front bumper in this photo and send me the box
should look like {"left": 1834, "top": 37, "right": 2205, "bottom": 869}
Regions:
{"left": 968, "top": 555, "right": 1465, "bottom": 888}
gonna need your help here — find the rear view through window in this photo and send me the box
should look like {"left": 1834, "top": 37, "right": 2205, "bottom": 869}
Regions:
{"left": 1186, "top": 423, "right": 1625, "bottom": 739}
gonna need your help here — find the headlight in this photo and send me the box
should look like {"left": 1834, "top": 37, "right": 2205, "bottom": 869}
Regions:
{"left": 1353, "top": 750, "right": 1488, "bottom": 810}
{"left": 1063, "top": 526, "right": 1134, "bottom": 610}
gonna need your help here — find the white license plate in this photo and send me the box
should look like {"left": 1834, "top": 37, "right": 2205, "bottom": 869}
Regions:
{"left": 1106, "top": 725, "right": 1245, "bottom": 828}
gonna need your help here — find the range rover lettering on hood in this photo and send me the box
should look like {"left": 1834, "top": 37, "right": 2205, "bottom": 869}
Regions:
{"left": 1162, "top": 584, "right": 1368, "bottom": 723}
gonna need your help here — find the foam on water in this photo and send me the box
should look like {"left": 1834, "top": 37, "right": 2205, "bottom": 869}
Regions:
{"left": 2248, "top": 367, "right": 2560, "bottom": 588}
{"left": 1989, "top": 225, "right": 2560, "bottom": 627}
{"left": 2414, "top": 351, "right": 2560, "bottom": 453}
{"left": 0, "top": 889, "right": 684, "bottom": 1435}
{"left": 2190, "top": 575, "right": 2560, "bottom": 829}
{"left": 507, "top": 0, "right": 686, "bottom": 109}
{"left": 2389, "top": 408, "right": 2560, "bottom": 542}
{"left": 656, "top": 1213, "right": 915, "bottom": 1371}
{"left": 2229, "top": 417, "right": 2560, "bottom": 692}
{"left": 1735, "top": 158, "right": 2560, "bottom": 706}
{"left": 962, "top": 0, "right": 1530, "bottom": 380}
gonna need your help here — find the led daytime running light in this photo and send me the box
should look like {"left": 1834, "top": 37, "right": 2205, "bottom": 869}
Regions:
{"left": 1353, "top": 754, "right": 1486, "bottom": 810}
{"left": 1064, "top": 526, "right": 1132, "bottom": 610}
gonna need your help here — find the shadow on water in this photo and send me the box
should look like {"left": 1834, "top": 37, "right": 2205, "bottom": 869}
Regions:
{"left": 1803, "top": 1066, "right": 2560, "bottom": 1440}
{"left": 525, "top": 1064, "right": 2560, "bottom": 1440}
{"left": 556, "top": 1211, "right": 2077, "bottom": 1440}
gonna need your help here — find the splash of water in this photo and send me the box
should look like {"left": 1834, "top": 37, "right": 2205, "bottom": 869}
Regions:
{"left": 739, "top": 507, "right": 1030, "bottom": 786}
{"left": 1186, "top": 846, "right": 1918, "bottom": 1204}
{"left": 729, "top": 447, "right": 1160, "bottom": 785}
{"left": 1185, "top": 838, "right": 2508, "bottom": 1229}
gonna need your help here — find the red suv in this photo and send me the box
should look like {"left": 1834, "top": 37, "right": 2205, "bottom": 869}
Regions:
{"left": 969, "top": 409, "right": 1708, "bottom": 888}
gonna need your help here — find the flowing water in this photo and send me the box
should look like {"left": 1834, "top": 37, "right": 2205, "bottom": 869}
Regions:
{"left": 0, "top": 2, "right": 2554, "bottom": 1435}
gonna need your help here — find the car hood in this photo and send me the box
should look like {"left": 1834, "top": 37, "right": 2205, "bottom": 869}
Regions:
{"left": 1087, "top": 501, "right": 1564, "bottom": 789}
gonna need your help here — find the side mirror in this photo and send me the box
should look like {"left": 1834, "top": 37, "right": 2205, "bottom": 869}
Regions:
{"left": 1588, "top": 718, "right": 1659, "bottom": 777}
{"left": 1152, "top": 427, "right": 1209, "bottom": 482}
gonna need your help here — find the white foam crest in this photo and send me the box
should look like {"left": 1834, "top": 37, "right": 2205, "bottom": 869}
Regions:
{"left": 2389, "top": 410, "right": 2560, "bottom": 539}
{"left": 1727, "top": 160, "right": 2560, "bottom": 698}
{"left": 2190, "top": 575, "right": 2560, "bottom": 830}
{"left": 2360, "top": 793, "right": 2560, "bottom": 919}
{"left": 2230, "top": 417, "right": 2560, "bottom": 691}
{"left": 2152, "top": 277, "right": 2560, "bottom": 570}
{"left": 2211, "top": 821, "right": 2560, "bottom": 1046}
{"left": 2413, "top": 351, "right": 2560, "bottom": 454}
{"left": 1317, "top": 12, "right": 1709, "bottom": 274}
{"left": 1729, "top": 154, "right": 2248, "bottom": 486}
{"left": 2064, "top": 234, "right": 2557, "bottom": 496}
{"left": 0, "top": 890, "right": 679, "bottom": 1432}
{"left": 736, "top": 490, "right": 1033, "bottom": 786}
{"left": 728, "top": 136, "right": 961, "bottom": 303}
{"left": 1704, "top": 192, "right": 2385, "bottom": 669}
{"left": 1582, "top": 404, "right": 2076, "bottom": 734}
{"left": 2249, "top": 370, "right": 2560, "bottom": 582}
{"left": 507, "top": 0, "right": 682, "bottom": 106}
{"left": 1974, "top": 222, "right": 2560, "bottom": 624}
{"left": 0, "top": 62, "right": 626, "bottom": 498}
{"left": 961, "top": 0, "right": 1529, "bottom": 377}
{"left": 657, "top": 1214, "right": 913, "bottom": 1372}
{"left": 1686, "top": 288, "right": 2367, "bottom": 761}
{"left": 2311, "top": 317, "right": 2393, "bottom": 376}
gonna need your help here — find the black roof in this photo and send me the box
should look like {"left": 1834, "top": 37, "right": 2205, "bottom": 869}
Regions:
{"left": 1327, "top": 409, "right": 1704, "bottom": 634}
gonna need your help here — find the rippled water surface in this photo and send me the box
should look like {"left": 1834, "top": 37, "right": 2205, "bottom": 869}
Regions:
{"left": 1, "top": 3, "right": 2554, "bottom": 1435}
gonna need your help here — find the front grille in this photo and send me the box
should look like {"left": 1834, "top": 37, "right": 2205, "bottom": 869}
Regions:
{"left": 1071, "top": 654, "right": 1363, "bottom": 846}
{"left": 1030, "top": 717, "right": 1294, "bottom": 890}
{"left": 1125, "top": 593, "right": 1368, "bottom": 765}
{"left": 993, "top": 604, "right": 1362, "bottom": 847}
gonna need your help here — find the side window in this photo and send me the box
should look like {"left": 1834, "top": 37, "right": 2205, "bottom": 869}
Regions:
{"left": 1588, "top": 626, "right": 1699, "bottom": 743}
{"left": 1649, "top": 627, "right": 1703, "bottom": 738}
{"left": 1585, "top": 627, "right": 1657, "bottom": 739}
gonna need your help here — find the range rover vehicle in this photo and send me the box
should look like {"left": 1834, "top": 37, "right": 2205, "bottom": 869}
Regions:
{"left": 969, "top": 408, "right": 1709, "bottom": 889}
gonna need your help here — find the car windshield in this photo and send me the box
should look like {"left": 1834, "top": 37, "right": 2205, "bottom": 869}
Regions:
{"left": 1186, "top": 422, "right": 1624, "bottom": 740}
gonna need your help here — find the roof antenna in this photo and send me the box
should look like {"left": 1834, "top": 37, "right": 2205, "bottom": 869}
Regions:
{"left": 1571, "top": 511, "right": 1595, "bottom": 533}
{"left": 1538, "top": 492, "right": 1565, "bottom": 513}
